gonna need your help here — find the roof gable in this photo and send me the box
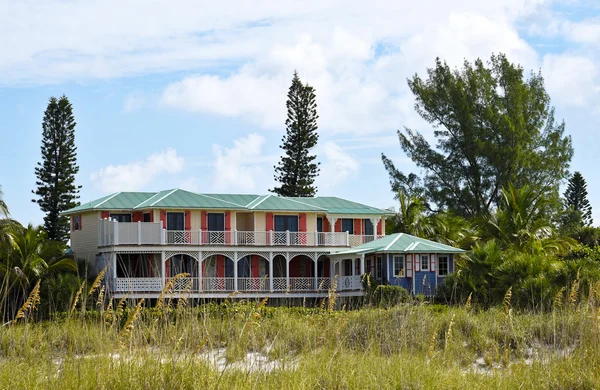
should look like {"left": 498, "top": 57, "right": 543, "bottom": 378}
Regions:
{"left": 332, "top": 233, "right": 465, "bottom": 255}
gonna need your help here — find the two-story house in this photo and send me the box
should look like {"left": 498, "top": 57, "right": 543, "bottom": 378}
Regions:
{"left": 65, "top": 189, "right": 463, "bottom": 298}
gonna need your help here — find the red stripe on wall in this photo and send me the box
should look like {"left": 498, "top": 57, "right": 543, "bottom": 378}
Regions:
{"left": 101, "top": 211, "right": 110, "bottom": 219}
{"left": 299, "top": 213, "right": 306, "bottom": 232}
{"left": 160, "top": 210, "right": 167, "bottom": 229}
{"left": 185, "top": 211, "right": 191, "bottom": 230}
{"left": 266, "top": 213, "right": 274, "bottom": 231}
{"left": 334, "top": 220, "right": 342, "bottom": 232}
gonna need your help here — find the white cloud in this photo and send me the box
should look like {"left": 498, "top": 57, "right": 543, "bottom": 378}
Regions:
{"left": 211, "top": 134, "right": 272, "bottom": 192}
{"left": 317, "top": 142, "right": 359, "bottom": 190}
{"left": 542, "top": 54, "right": 599, "bottom": 107}
{"left": 122, "top": 91, "right": 145, "bottom": 113}
{"left": 90, "top": 148, "right": 184, "bottom": 193}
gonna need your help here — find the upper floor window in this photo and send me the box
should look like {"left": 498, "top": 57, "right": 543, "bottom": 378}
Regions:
{"left": 110, "top": 213, "right": 131, "bottom": 223}
{"left": 363, "top": 219, "right": 374, "bottom": 235}
{"left": 421, "top": 255, "right": 429, "bottom": 271}
{"left": 438, "top": 256, "right": 449, "bottom": 276}
{"left": 274, "top": 215, "right": 298, "bottom": 232}
{"left": 393, "top": 255, "right": 405, "bottom": 277}
{"left": 207, "top": 213, "right": 224, "bottom": 231}
{"left": 341, "top": 218, "right": 354, "bottom": 234}
{"left": 72, "top": 215, "right": 81, "bottom": 231}
{"left": 167, "top": 212, "right": 184, "bottom": 230}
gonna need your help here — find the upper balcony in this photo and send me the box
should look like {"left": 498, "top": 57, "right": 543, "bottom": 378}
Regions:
{"left": 98, "top": 220, "right": 383, "bottom": 248}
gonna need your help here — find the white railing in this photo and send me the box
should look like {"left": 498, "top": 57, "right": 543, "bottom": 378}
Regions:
{"left": 110, "top": 275, "right": 361, "bottom": 293}
{"left": 114, "top": 277, "right": 163, "bottom": 292}
{"left": 99, "top": 220, "right": 380, "bottom": 248}
{"left": 238, "top": 277, "right": 270, "bottom": 291}
{"left": 338, "top": 276, "right": 362, "bottom": 291}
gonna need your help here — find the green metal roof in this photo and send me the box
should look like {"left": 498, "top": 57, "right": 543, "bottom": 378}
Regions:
{"left": 331, "top": 233, "right": 466, "bottom": 256}
{"left": 63, "top": 189, "right": 393, "bottom": 216}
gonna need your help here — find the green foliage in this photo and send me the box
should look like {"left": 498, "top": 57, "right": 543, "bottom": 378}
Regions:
{"left": 564, "top": 171, "right": 593, "bottom": 226}
{"left": 373, "top": 285, "right": 409, "bottom": 308}
{"left": 0, "top": 185, "right": 8, "bottom": 217}
{"left": 383, "top": 53, "right": 573, "bottom": 218}
{"left": 270, "top": 71, "right": 320, "bottom": 197}
{"left": 32, "top": 95, "right": 81, "bottom": 243}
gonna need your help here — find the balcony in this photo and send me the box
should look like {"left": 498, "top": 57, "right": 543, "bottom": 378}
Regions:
{"left": 98, "top": 220, "right": 383, "bottom": 248}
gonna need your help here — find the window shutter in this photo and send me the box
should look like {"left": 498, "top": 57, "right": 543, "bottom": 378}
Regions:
{"left": 201, "top": 211, "right": 207, "bottom": 230}
{"left": 101, "top": 211, "right": 110, "bottom": 219}
{"left": 266, "top": 213, "right": 274, "bottom": 231}
{"left": 299, "top": 213, "right": 307, "bottom": 232}
{"left": 406, "top": 255, "right": 413, "bottom": 278}
{"left": 160, "top": 210, "right": 167, "bottom": 229}
{"left": 430, "top": 254, "right": 435, "bottom": 272}
{"left": 185, "top": 211, "right": 191, "bottom": 230}
{"left": 415, "top": 254, "right": 420, "bottom": 272}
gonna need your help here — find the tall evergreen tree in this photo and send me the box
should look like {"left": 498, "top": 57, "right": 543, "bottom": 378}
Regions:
{"left": 32, "top": 95, "right": 81, "bottom": 243}
{"left": 270, "top": 71, "right": 320, "bottom": 197}
{"left": 564, "top": 171, "right": 593, "bottom": 226}
{"left": 382, "top": 53, "right": 573, "bottom": 219}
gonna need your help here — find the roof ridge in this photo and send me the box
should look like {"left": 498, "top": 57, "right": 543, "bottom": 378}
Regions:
{"left": 249, "top": 194, "right": 271, "bottom": 209}
{"left": 383, "top": 233, "right": 403, "bottom": 251}
{"left": 94, "top": 192, "right": 122, "bottom": 208}
{"left": 133, "top": 191, "right": 162, "bottom": 209}
{"left": 150, "top": 188, "right": 178, "bottom": 206}
{"left": 280, "top": 197, "right": 328, "bottom": 211}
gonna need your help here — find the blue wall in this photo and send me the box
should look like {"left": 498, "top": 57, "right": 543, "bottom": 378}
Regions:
{"left": 383, "top": 253, "right": 454, "bottom": 296}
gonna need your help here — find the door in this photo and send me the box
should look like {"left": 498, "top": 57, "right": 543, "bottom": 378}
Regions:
{"left": 317, "top": 217, "right": 324, "bottom": 245}
{"left": 166, "top": 212, "right": 184, "bottom": 230}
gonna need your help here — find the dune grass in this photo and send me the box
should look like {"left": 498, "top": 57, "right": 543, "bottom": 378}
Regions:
{"left": 1, "top": 286, "right": 600, "bottom": 390}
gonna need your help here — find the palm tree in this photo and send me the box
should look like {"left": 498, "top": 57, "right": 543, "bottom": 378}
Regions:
{"left": 1, "top": 224, "right": 77, "bottom": 294}
{"left": 387, "top": 191, "right": 435, "bottom": 238}
{"left": 478, "top": 184, "right": 574, "bottom": 255}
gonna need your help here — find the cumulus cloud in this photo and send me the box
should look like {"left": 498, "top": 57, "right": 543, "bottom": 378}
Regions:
{"left": 542, "top": 54, "right": 599, "bottom": 107}
{"left": 90, "top": 148, "right": 184, "bottom": 193}
{"left": 317, "top": 142, "right": 360, "bottom": 190}
{"left": 122, "top": 91, "right": 145, "bottom": 113}
{"left": 212, "top": 134, "right": 272, "bottom": 191}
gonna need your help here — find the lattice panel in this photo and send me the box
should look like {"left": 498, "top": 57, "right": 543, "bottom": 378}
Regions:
{"left": 316, "top": 278, "right": 331, "bottom": 291}
{"left": 201, "top": 251, "right": 236, "bottom": 261}
{"left": 114, "top": 278, "right": 162, "bottom": 292}
{"left": 272, "top": 252, "right": 289, "bottom": 260}
{"left": 112, "top": 249, "right": 162, "bottom": 254}
{"left": 290, "top": 277, "right": 313, "bottom": 290}
{"left": 272, "top": 277, "right": 288, "bottom": 291}
{"left": 289, "top": 252, "right": 316, "bottom": 261}
{"left": 236, "top": 251, "right": 270, "bottom": 261}
{"left": 272, "top": 232, "right": 287, "bottom": 245}
{"left": 164, "top": 251, "right": 200, "bottom": 261}
{"left": 238, "top": 278, "right": 268, "bottom": 291}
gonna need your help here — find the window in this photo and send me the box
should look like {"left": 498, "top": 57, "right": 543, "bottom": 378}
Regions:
{"left": 110, "top": 213, "right": 132, "bottom": 223}
{"left": 73, "top": 215, "right": 81, "bottom": 231}
{"left": 376, "top": 256, "right": 383, "bottom": 280}
{"left": 393, "top": 255, "right": 405, "bottom": 277}
{"left": 438, "top": 256, "right": 449, "bottom": 276}
{"left": 167, "top": 212, "right": 185, "bottom": 230}
{"left": 274, "top": 215, "right": 298, "bottom": 232}
{"left": 363, "top": 219, "right": 374, "bottom": 235}
{"left": 421, "top": 255, "right": 429, "bottom": 271}
{"left": 344, "top": 259, "right": 352, "bottom": 276}
{"left": 341, "top": 218, "right": 354, "bottom": 234}
{"left": 366, "top": 258, "right": 371, "bottom": 274}
{"left": 143, "top": 213, "right": 151, "bottom": 222}
{"left": 207, "top": 213, "right": 225, "bottom": 231}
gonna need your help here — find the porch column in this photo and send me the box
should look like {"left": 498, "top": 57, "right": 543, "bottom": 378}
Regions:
{"left": 286, "top": 257, "right": 290, "bottom": 289}
{"left": 360, "top": 253, "right": 365, "bottom": 275}
{"left": 269, "top": 252, "right": 274, "bottom": 292}
{"left": 327, "top": 215, "right": 338, "bottom": 232}
{"left": 369, "top": 217, "right": 381, "bottom": 237}
{"left": 198, "top": 251, "right": 202, "bottom": 291}
{"left": 160, "top": 251, "right": 165, "bottom": 288}
{"left": 314, "top": 252, "right": 318, "bottom": 290}
{"left": 233, "top": 251, "right": 238, "bottom": 292}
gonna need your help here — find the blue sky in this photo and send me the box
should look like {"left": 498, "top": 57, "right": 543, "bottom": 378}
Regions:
{"left": 1, "top": 0, "right": 600, "bottom": 225}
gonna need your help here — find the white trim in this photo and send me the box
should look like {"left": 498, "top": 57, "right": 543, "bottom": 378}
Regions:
{"left": 150, "top": 189, "right": 179, "bottom": 206}
{"left": 383, "top": 233, "right": 403, "bottom": 251}
{"left": 248, "top": 194, "right": 271, "bottom": 209}
{"left": 392, "top": 255, "right": 405, "bottom": 278}
{"left": 420, "top": 254, "right": 430, "bottom": 271}
{"left": 94, "top": 192, "right": 122, "bottom": 208}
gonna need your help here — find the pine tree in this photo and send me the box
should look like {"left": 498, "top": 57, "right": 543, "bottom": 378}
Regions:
{"left": 564, "top": 171, "right": 593, "bottom": 226}
{"left": 32, "top": 95, "right": 81, "bottom": 243}
{"left": 270, "top": 71, "right": 320, "bottom": 197}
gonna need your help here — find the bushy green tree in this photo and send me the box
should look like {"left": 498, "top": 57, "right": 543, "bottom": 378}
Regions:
{"left": 32, "top": 95, "right": 81, "bottom": 243}
{"left": 383, "top": 54, "right": 573, "bottom": 218}
{"left": 271, "top": 71, "right": 320, "bottom": 197}
{"left": 564, "top": 171, "right": 593, "bottom": 226}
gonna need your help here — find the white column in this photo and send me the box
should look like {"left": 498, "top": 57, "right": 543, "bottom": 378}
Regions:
{"left": 198, "top": 251, "right": 202, "bottom": 291}
{"left": 269, "top": 252, "right": 274, "bottom": 292}
{"left": 314, "top": 253, "right": 318, "bottom": 290}
{"left": 286, "top": 257, "right": 290, "bottom": 289}
{"left": 233, "top": 251, "right": 238, "bottom": 292}
{"left": 137, "top": 221, "right": 142, "bottom": 245}
{"left": 113, "top": 221, "right": 119, "bottom": 245}
{"left": 327, "top": 216, "right": 338, "bottom": 232}
{"left": 360, "top": 253, "right": 365, "bottom": 275}
{"left": 370, "top": 217, "right": 381, "bottom": 237}
{"left": 160, "top": 251, "right": 166, "bottom": 288}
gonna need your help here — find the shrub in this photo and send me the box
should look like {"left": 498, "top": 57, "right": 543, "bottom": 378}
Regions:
{"left": 373, "top": 285, "right": 409, "bottom": 308}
